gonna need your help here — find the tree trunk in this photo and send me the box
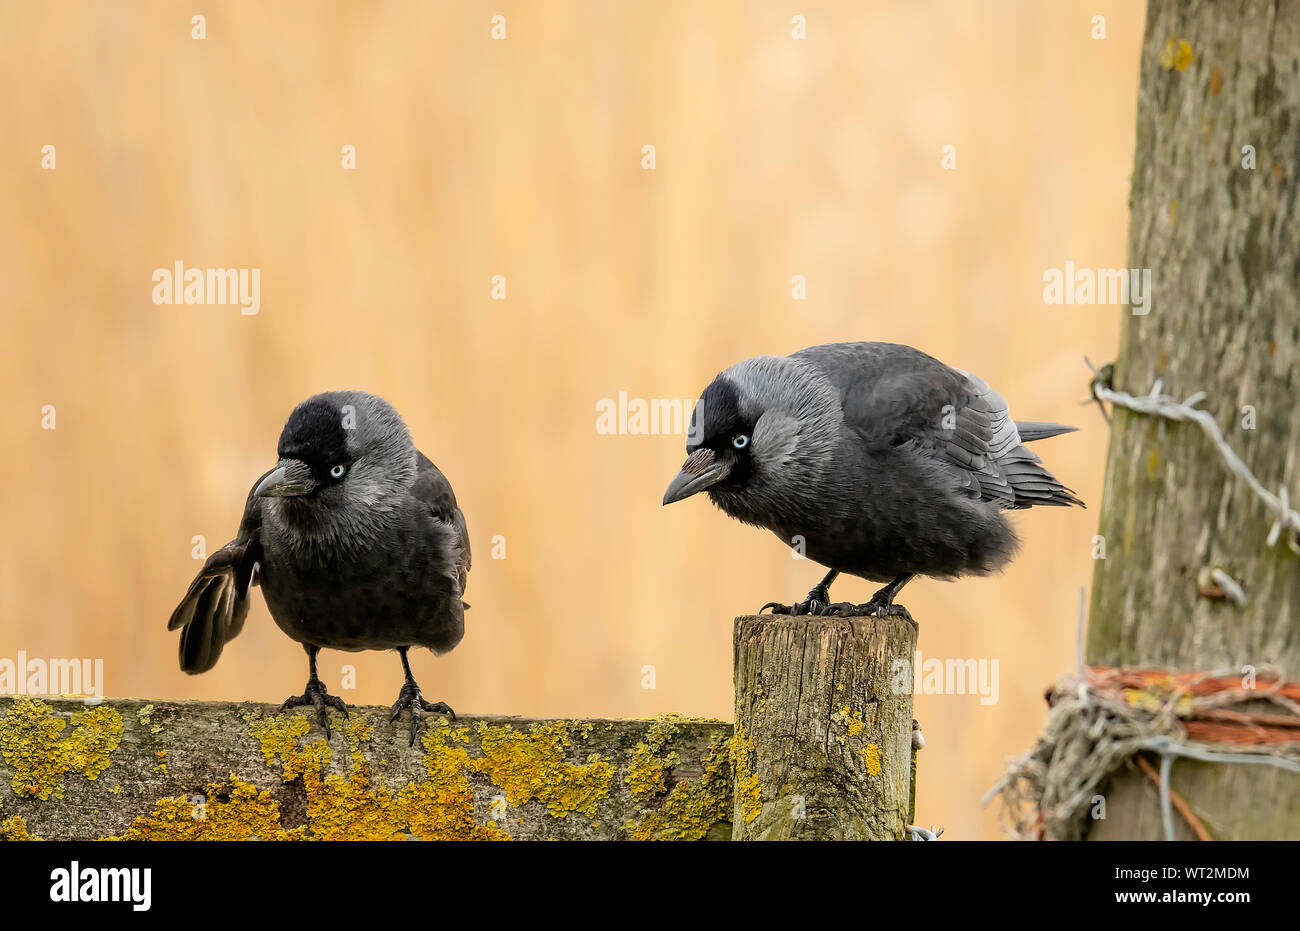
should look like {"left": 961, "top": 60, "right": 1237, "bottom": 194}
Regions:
{"left": 1086, "top": 0, "right": 1300, "bottom": 840}
{"left": 732, "top": 614, "right": 916, "bottom": 840}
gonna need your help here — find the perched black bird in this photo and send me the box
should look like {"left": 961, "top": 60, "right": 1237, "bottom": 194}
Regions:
{"left": 168, "top": 391, "right": 469, "bottom": 744}
{"left": 662, "top": 342, "right": 1082, "bottom": 618}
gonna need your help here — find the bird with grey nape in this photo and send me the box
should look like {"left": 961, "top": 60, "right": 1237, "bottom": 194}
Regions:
{"left": 662, "top": 342, "right": 1083, "bottom": 619}
{"left": 168, "top": 391, "right": 470, "bottom": 745}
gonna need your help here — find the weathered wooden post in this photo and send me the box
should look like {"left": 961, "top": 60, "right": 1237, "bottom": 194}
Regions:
{"left": 732, "top": 614, "right": 918, "bottom": 840}
{"left": 2, "top": 619, "right": 919, "bottom": 841}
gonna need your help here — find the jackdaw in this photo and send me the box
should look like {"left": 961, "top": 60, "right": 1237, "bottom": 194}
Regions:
{"left": 168, "top": 391, "right": 469, "bottom": 744}
{"left": 662, "top": 342, "right": 1082, "bottom": 618}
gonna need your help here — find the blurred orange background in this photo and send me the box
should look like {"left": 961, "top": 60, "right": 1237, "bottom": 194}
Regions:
{"left": 0, "top": 0, "right": 1143, "bottom": 838}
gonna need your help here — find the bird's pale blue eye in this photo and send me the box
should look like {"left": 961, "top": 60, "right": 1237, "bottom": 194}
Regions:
{"left": 329, "top": 464, "right": 346, "bottom": 478}
{"left": 733, "top": 434, "right": 749, "bottom": 449}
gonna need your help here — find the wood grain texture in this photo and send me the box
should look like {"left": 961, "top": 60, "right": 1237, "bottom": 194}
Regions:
{"left": 732, "top": 614, "right": 917, "bottom": 840}
{"left": 1086, "top": 0, "right": 1300, "bottom": 840}
{"left": 1088, "top": 0, "right": 1300, "bottom": 671}
{"left": 0, "top": 697, "right": 733, "bottom": 841}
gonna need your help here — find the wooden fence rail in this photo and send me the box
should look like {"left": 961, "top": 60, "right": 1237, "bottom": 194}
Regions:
{"left": 0, "top": 615, "right": 916, "bottom": 841}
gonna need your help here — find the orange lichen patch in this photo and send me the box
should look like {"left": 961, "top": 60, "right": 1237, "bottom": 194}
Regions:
{"left": 0, "top": 698, "right": 123, "bottom": 800}
{"left": 0, "top": 814, "right": 40, "bottom": 840}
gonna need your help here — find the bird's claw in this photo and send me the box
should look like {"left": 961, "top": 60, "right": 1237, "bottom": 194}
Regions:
{"left": 822, "top": 599, "right": 914, "bottom": 622}
{"left": 279, "top": 678, "right": 349, "bottom": 739}
{"left": 390, "top": 682, "right": 455, "bottom": 747}
{"left": 871, "top": 601, "right": 914, "bottom": 622}
{"left": 759, "top": 587, "right": 832, "bottom": 616}
{"left": 824, "top": 602, "right": 864, "bottom": 616}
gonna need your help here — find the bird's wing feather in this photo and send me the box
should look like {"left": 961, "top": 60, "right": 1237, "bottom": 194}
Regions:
{"left": 793, "top": 342, "right": 1082, "bottom": 509}
{"left": 167, "top": 470, "right": 266, "bottom": 673}
{"left": 411, "top": 451, "right": 471, "bottom": 597}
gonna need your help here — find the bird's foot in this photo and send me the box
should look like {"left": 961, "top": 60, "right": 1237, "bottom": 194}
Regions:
{"left": 872, "top": 601, "right": 914, "bottom": 622}
{"left": 760, "top": 583, "right": 833, "bottom": 617}
{"left": 823, "top": 602, "right": 867, "bottom": 616}
{"left": 825, "top": 597, "right": 914, "bottom": 622}
{"left": 279, "top": 678, "right": 349, "bottom": 739}
{"left": 389, "top": 682, "right": 455, "bottom": 747}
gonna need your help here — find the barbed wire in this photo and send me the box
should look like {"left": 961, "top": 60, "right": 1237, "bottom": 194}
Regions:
{"left": 1145, "top": 735, "right": 1300, "bottom": 841}
{"left": 1086, "top": 357, "right": 1300, "bottom": 554}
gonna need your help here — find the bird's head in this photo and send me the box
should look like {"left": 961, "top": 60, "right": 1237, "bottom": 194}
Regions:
{"left": 256, "top": 391, "right": 416, "bottom": 520}
{"left": 662, "top": 377, "right": 756, "bottom": 505}
{"left": 662, "top": 357, "right": 842, "bottom": 514}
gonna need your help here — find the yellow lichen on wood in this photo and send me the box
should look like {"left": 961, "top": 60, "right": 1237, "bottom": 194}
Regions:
{"left": 0, "top": 697, "right": 123, "bottom": 800}
{"left": 468, "top": 721, "right": 616, "bottom": 819}
{"left": 117, "top": 714, "right": 515, "bottom": 841}
{"left": 1, "top": 814, "right": 40, "bottom": 840}
{"left": 625, "top": 716, "right": 683, "bottom": 802}
{"left": 625, "top": 732, "right": 732, "bottom": 841}
{"left": 1160, "top": 37, "right": 1195, "bottom": 72}
{"left": 832, "top": 705, "right": 866, "bottom": 739}
{"left": 729, "top": 720, "right": 762, "bottom": 825}
{"left": 0, "top": 699, "right": 735, "bottom": 841}
{"left": 136, "top": 704, "right": 163, "bottom": 736}
{"left": 403, "top": 722, "right": 509, "bottom": 841}
{"left": 860, "top": 744, "right": 882, "bottom": 776}
{"left": 118, "top": 779, "right": 299, "bottom": 841}
{"left": 244, "top": 710, "right": 332, "bottom": 780}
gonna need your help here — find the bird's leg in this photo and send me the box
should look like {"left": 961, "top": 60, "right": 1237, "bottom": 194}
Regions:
{"left": 279, "top": 645, "right": 349, "bottom": 739}
{"left": 760, "top": 569, "right": 840, "bottom": 616}
{"left": 830, "top": 573, "right": 917, "bottom": 621}
{"left": 389, "top": 647, "right": 456, "bottom": 747}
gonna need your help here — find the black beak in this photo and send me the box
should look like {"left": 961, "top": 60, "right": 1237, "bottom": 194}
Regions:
{"left": 255, "top": 459, "right": 318, "bottom": 498}
{"left": 662, "top": 449, "right": 730, "bottom": 505}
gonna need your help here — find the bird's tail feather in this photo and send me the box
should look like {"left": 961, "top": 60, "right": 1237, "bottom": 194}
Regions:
{"left": 1001, "top": 446, "right": 1086, "bottom": 509}
{"left": 1015, "top": 420, "right": 1078, "bottom": 442}
{"left": 167, "top": 542, "right": 256, "bottom": 674}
